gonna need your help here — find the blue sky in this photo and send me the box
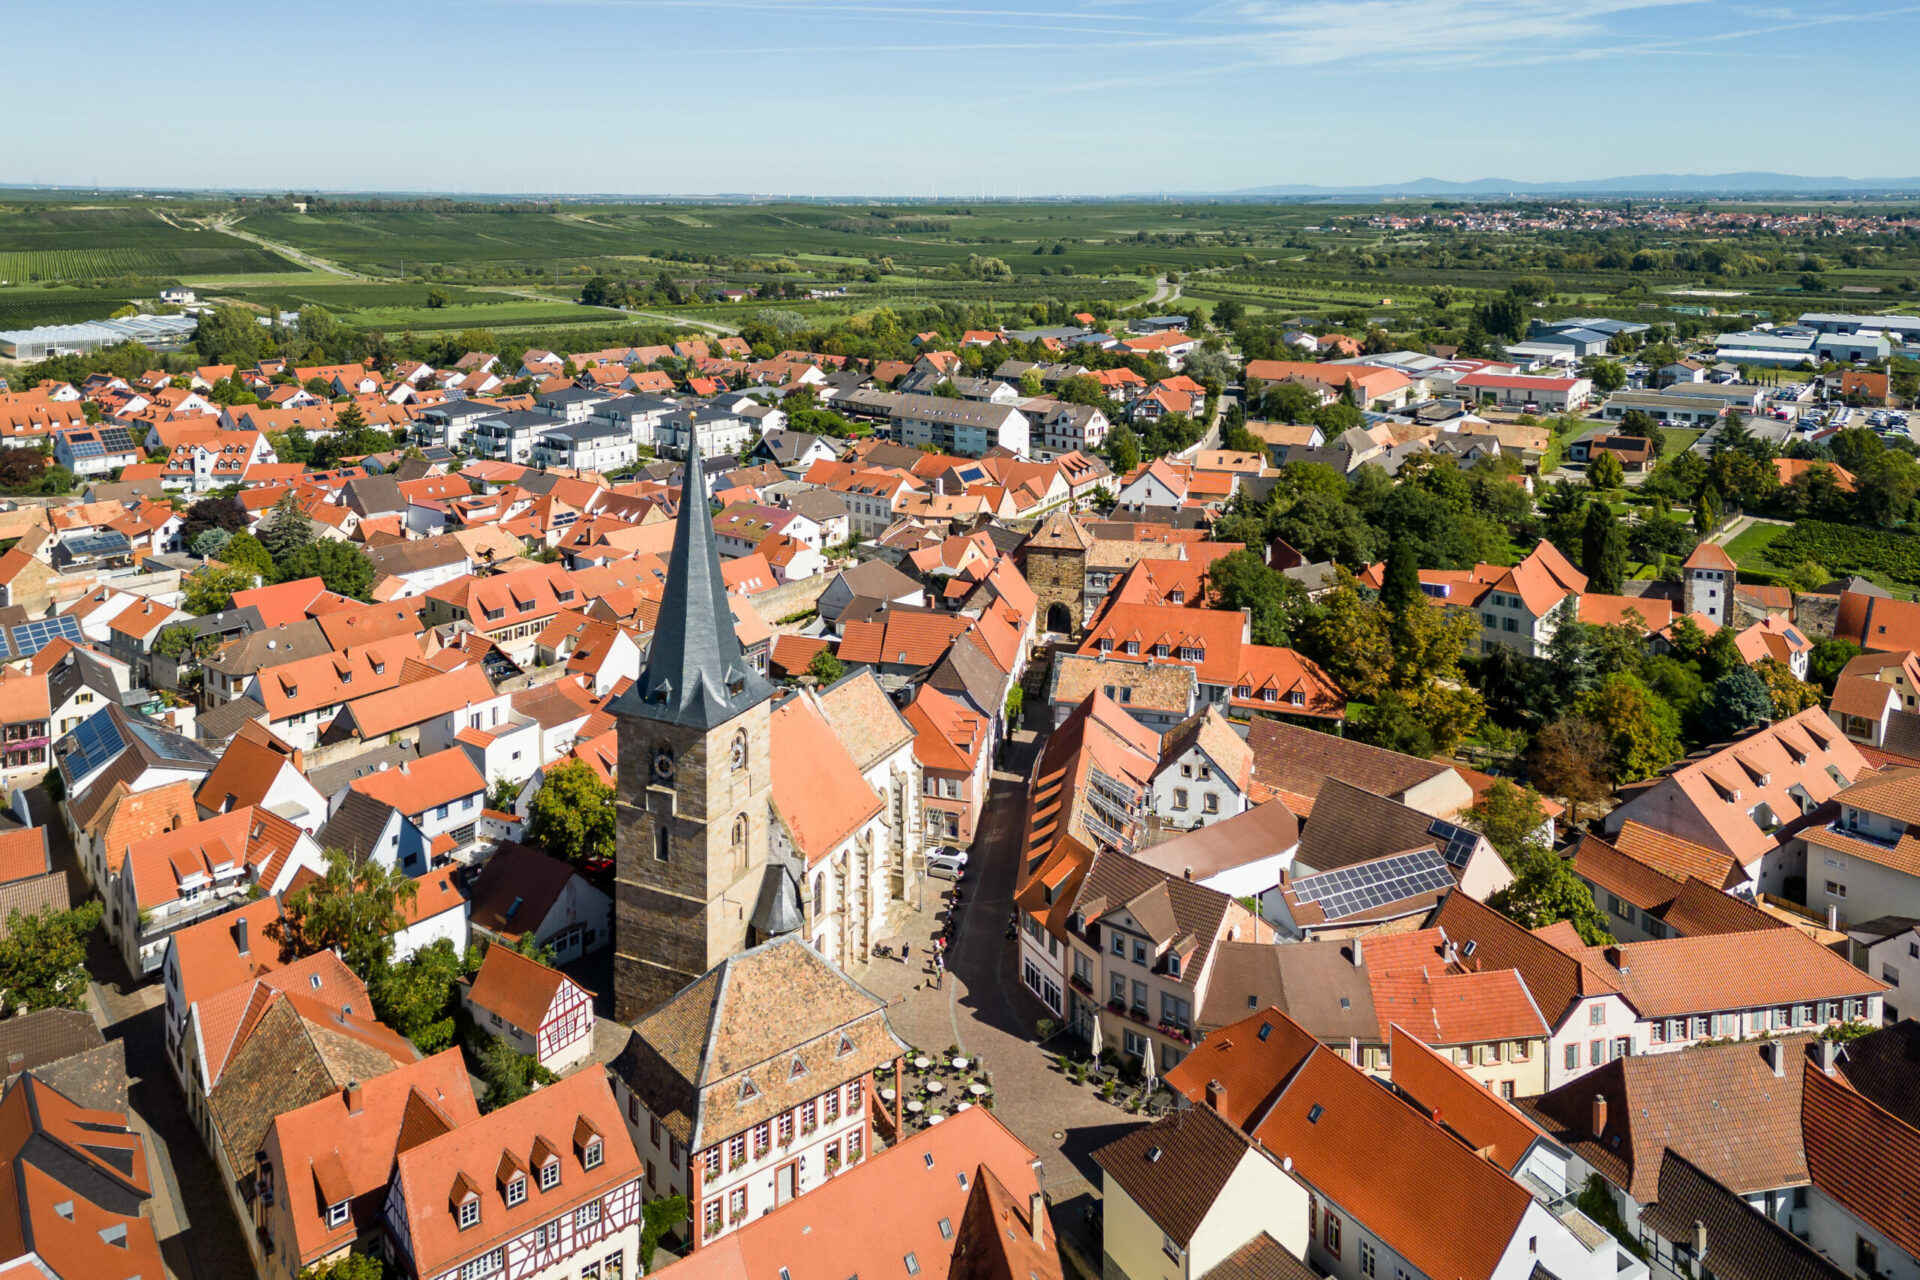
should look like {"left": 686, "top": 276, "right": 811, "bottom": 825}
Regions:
{"left": 6, "top": 0, "right": 1917, "bottom": 195}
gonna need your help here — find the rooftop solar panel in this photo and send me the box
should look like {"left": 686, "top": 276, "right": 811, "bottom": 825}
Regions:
{"left": 1427, "top": 817, "right": 1482, "bottom": 870}
{"left": 1291, "top": 847, "right": 1456, "bottom": 921}
{"left": 9, "top": 614, "right": 82, "bottom": 658}
{"left": 98, "top": 427, "right": 135, "bottom": 453}
{"left": 58, "top": 710, "right": 127, "bottom": 781}
{"left": 61, "top": 532, "right": 132, "bottom": 557}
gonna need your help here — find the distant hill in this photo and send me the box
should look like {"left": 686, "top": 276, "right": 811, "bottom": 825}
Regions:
{"left": 1229, "top": 172, "right": 1920, "bottom": 197}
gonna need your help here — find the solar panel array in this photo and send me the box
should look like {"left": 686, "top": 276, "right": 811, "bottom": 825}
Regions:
{"left": 65, "top": 437, "right": 105, "bottom": 460}
{"left": 98, "top": 427, "right": 135, "bottom": 454}
{"left": 7, "top": 614, "right": 82, "bottom": 658}
{"left": 1290, "top": 847, "right": 1456, "bottom": 921}
{"left": 59, "top": 711, "right": 126, "bottom": 780}
{"left": 1427, "top": 817, "right": 1481, "bottom": 870}
{"left": 62, "top": 531, "right": 131, "bottom": 558}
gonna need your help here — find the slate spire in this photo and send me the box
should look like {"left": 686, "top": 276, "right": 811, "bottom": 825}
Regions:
{"left": 610, "top": 447, "right": 772, "bottom": 728}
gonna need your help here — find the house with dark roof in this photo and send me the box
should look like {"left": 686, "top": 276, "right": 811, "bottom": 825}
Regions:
{"left": 465, "top": 844, "right": 610, "bottom": 965}
{"left": 1093, "top": 1103, "right": 1310, "bottom": 1280}
{"left": 606, "top": 935, "right": 906, "bottom": 1253}
{"left": 1290, "top": 778, "right": 1511, "bottom": 903}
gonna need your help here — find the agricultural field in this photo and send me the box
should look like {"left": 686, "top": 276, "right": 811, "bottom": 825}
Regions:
{"left": 0, "top": 204, "right": 295, "bottom": 283}
{"left": 0, "top": 286, "right": 154, "bottom": 329}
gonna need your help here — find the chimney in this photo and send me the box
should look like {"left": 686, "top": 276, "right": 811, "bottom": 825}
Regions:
{"left": 345, "top": 1081, "right": 363, "bottom": 1115}
{"left": 1826, "top": 904, "right": 1839, "bottom": 930}
{"left": 1763, "top": 1040, "right": 1784, "bottom": 1078}
{"left": 1183, "top": 866, "right": 1193, "bottom": 881}
{"left": 1205, "top": 1079, "right": 1228, "bottom": 1114}
{"left": 1443, "top": 940, "right": 1458, "bottom": 966}
{"left": 1604, "top": 944, "right": 1626, "bottom": 970}
{"left": 1029, "top": 1192, "right": 1046, "bottom": 1245}
{"left": 1691, "top": 1220, "right": 1708, "bottom": 1265}
{"left": 1590, "top": 1094, "right": 1607, "bottom": 1138}
{"left": 232, "top": 915, "right": 249, "bottom": 957}
{"left": 1350, "top": 936, "right": 1364, "bottom": 968}
{"left": 1819, "top": 1039, "right": 1840, "bottom": 1076}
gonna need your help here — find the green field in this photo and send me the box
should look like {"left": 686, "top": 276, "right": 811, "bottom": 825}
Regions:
{"left": 0, "top": 204, "right": 295, "bottom": 283}
{"left": 1722, "top": 521, "right": 1787, "bottom": 568}
{"left": 0, "top": 286, "right": 154, "bottom": 328}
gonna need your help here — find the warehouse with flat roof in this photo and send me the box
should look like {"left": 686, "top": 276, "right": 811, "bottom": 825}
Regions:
{"left": 0, "top": 314, "right": 197, "bottom": 359}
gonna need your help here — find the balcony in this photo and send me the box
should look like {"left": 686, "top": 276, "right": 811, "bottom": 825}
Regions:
{"left": 1069, "top": 973, "right": 1093, "bottom": 996}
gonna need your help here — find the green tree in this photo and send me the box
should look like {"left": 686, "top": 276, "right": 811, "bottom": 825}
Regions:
{"left": 1576, "top": 674, "right": 1684, "bottom": 783}
{"left": 222, "top": 531, "right": 275, "bottom": 578}
{"left": 1702, "top": 665, "right": 1775, "bottom": 740}
{"left": 475, "top": 1037, "right": 555, "bottom": 1113}
{"left": 425, "top": 289, "right": 450, "bottom": 310}
{"left": 368, "top": 938, "right": 479, "bottom": 1055}
{"left": 299, "top": 1252, "right": 388, "bottom": 1280}
{"left": 806, "top": 648, "right": 845, "bottom": 684}
{"left": 194, "top": 305, "right": 271, "bottom": 366}
{"left": 525, "top": 758, "right": 616, "bottom": 867}
{"left": 642, "top": 1194, "right": 691, "bottom": 1273}
{"left": 1585, "top": 358, "right": 1626, "bottom": 395}
{"left": 1808, "top": 638, "right": 1862, "bottom": 692}
{"left": 1104, "top": 424, "right": 1140, "bottom": 474}
{"left": 191, "top": 527, "right": 233, "bottom": 561}
{"left": 1581, "top": 503, "right": 1627, "bottom": 595}
{"left": 180, "top": 495, "right": 248, "bottom": 546}
{"left": 1693, "top": 487, "right": 1721, "bottom": 534}
{"left": 1378, "top": 539, "right": 1422, "bottom": 616}
{"left": 0, "top": 902, "right": 104, "bottom": 1016}
{"left": 276, "top": 540, "right": 376, "bottom": 600}
{"left": 1469, "top": 778, "right": 1551, "bottom": 867}
{"left": 267, "top": 849, "right": 418, "bottom": 977}
{"left": 1204, "top": 549, "right": 1303, "bottom": 647}
{"left": 1350, "top": 691, "right": 1435, "bottom": 758}
{"left": 1490, "top": 847, "right": 1614, "bottom": 945}
{"left": 1755, "top": 658, "right": 1823, "bottom": 720}
{"left": 1587, "top": 449, "right": 1625, "bottom": 491}
{"left": 184, "top": 564, "right": 258, "bottom": 615}
{"left": 259, "top": 492, "right": 318, "bottom": 563}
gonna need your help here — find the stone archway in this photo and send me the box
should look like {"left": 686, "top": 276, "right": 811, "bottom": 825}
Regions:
{"left": 1046, "top": 601, "right": 1074, "bottom": 635}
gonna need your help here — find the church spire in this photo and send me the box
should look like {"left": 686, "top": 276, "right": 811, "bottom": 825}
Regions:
{"left": 611, "top": 447, "right": 772, "bottom": 728}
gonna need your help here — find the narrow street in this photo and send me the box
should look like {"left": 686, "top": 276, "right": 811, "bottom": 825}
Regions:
{"left": 27, "top": 786, "right": 257, "bottom": 1280}
{"left": 849, "top": 720, "right": 1139, "bottom": 1274}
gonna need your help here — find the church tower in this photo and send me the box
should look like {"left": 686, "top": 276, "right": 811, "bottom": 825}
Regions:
{"left": 611, "top": 449, "right": 779, "bottom": 1022}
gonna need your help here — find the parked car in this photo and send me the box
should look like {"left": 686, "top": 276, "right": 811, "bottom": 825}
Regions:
{"left": 925, "top": 850, "right": 968, "bottom": 881}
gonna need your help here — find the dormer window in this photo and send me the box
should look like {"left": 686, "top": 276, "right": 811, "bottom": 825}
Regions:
{"left": 1099, "top": 639, "right": 1113, "bottom": 653}
{"left": 584, "top": 1140, "right": 603, "bottom": 1171}
{"left": 458, "top": 1198, "right": 480, "bottom": 1230}
{"left": 539, "top": 1160, "right": 560, "bottom": 1191}
{"left": 327, "top": 1200, "right": 349, "bottom": 1227}
{"left": 1124, "top": 642, "right": 1139, "bottom": 656}
{"left": 506, "top": 1175, "right": 527, "bottom": 1207}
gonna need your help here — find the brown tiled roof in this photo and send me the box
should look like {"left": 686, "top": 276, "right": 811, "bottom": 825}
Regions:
{"left": 1195, "top": 940, "right": 1376, "bottom": 1042}
{"left": 1197, "top": 1233, "right": 1317, "bottom": 1280}
{"left": 1521, "top": 1037, "right": 1814, "bottom": 1204}
{"left": 1293, "top": 778, "right": 1456, "bottom": 875}
{"left": 1050, "top": 653, "right": 1197, "bottom": 713}
{"left": 466, "top": 845, "right": 578, "bottom": 942}
{"left": 1659, "top": 878, "right": 1788, "bottom": 938}
{"left": 1161, "top": 1005, "right": 1319, "bottom": 1129}
{"left": 949, "top": 1161, "right": 1065, "bottom": 1280}
{"left": 1091, "top": 1103, "right": 1258, "bottom": 1247}
{"left": 1428, "top": 890, "right": 1609, "bottom": 1023}
{"left": 1135, "top": 801, "right": 1299, "bottom": 884}
{"left": 0, "top": 1009, "right": 103, "bottom": 1079}
{"left": 1641, "top": 1151, "right": 1847, "bottom": 1280}
{"left": 0, "top": 871, "right": 70, "bottom": 937}
{"left": 1553, "top": 929, "right": 1885, "bottom": 1019}
{"left": 1245, "top": 718, "right": 1450, "bottom": 809}
{"left": 1834, "top": 1019, "right": 1920, "bottom": 1132}
{"left": 1802, "top": 1062, "right": 1920, "bottom": 1259}
{"left": 610, "top": 936, "right": 906, "bottom": 1150}
{"left": 1075, "top": 850, "right": 1251, "bottom": 983}
{"left": 815, "top": 668, "right": 915, "bottom": 770}
{"left": 1572, "top": 834, "right": 1682, "bottom": 913}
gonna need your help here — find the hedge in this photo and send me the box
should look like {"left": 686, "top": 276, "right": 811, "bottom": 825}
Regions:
{"left": 1768, "top": 520, "right": 1920, "bottom": 586}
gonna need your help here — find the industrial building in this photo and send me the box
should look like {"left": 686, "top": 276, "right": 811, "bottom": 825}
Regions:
{"left": 1797, "top": 312, "right": 1920, "bottom": 341}
{"left": 0, "top": 314, "right": 197, "bottom": 360}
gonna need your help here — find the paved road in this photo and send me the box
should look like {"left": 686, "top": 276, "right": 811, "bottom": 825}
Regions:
{"left": 850, "top": 724, "right": 1141, "bottom": 1271}
{"left": 26, "top": 786, "right": 256, "bottom": 1280}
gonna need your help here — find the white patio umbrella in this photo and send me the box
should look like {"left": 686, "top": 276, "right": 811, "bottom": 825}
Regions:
{"left": 1142, "top": 1036, "right": 1157, "bottom": 1090}
{"left": 1088, "top": 1011, "right": 1103, "bottom": 1060}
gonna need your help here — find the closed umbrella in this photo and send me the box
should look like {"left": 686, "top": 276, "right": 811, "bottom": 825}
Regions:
{"left": 1142, "top": 1036, "right": 1157, "bottom": 1090}
{"left": 1088, "top": 1011, "right": 1103, "bottom": 1060}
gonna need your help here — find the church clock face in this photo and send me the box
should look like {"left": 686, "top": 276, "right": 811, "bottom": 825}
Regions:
{"left": 653, "top": 749, "right": 676, "bottom": 782}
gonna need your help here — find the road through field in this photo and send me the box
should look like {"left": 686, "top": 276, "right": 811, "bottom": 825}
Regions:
{"left": 197, "top": 215, "right": 742, "bottom": 334}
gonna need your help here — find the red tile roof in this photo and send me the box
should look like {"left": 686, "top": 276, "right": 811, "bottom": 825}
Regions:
{"left": 466, "top": 945, "right": 581, "bottom": 1034}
